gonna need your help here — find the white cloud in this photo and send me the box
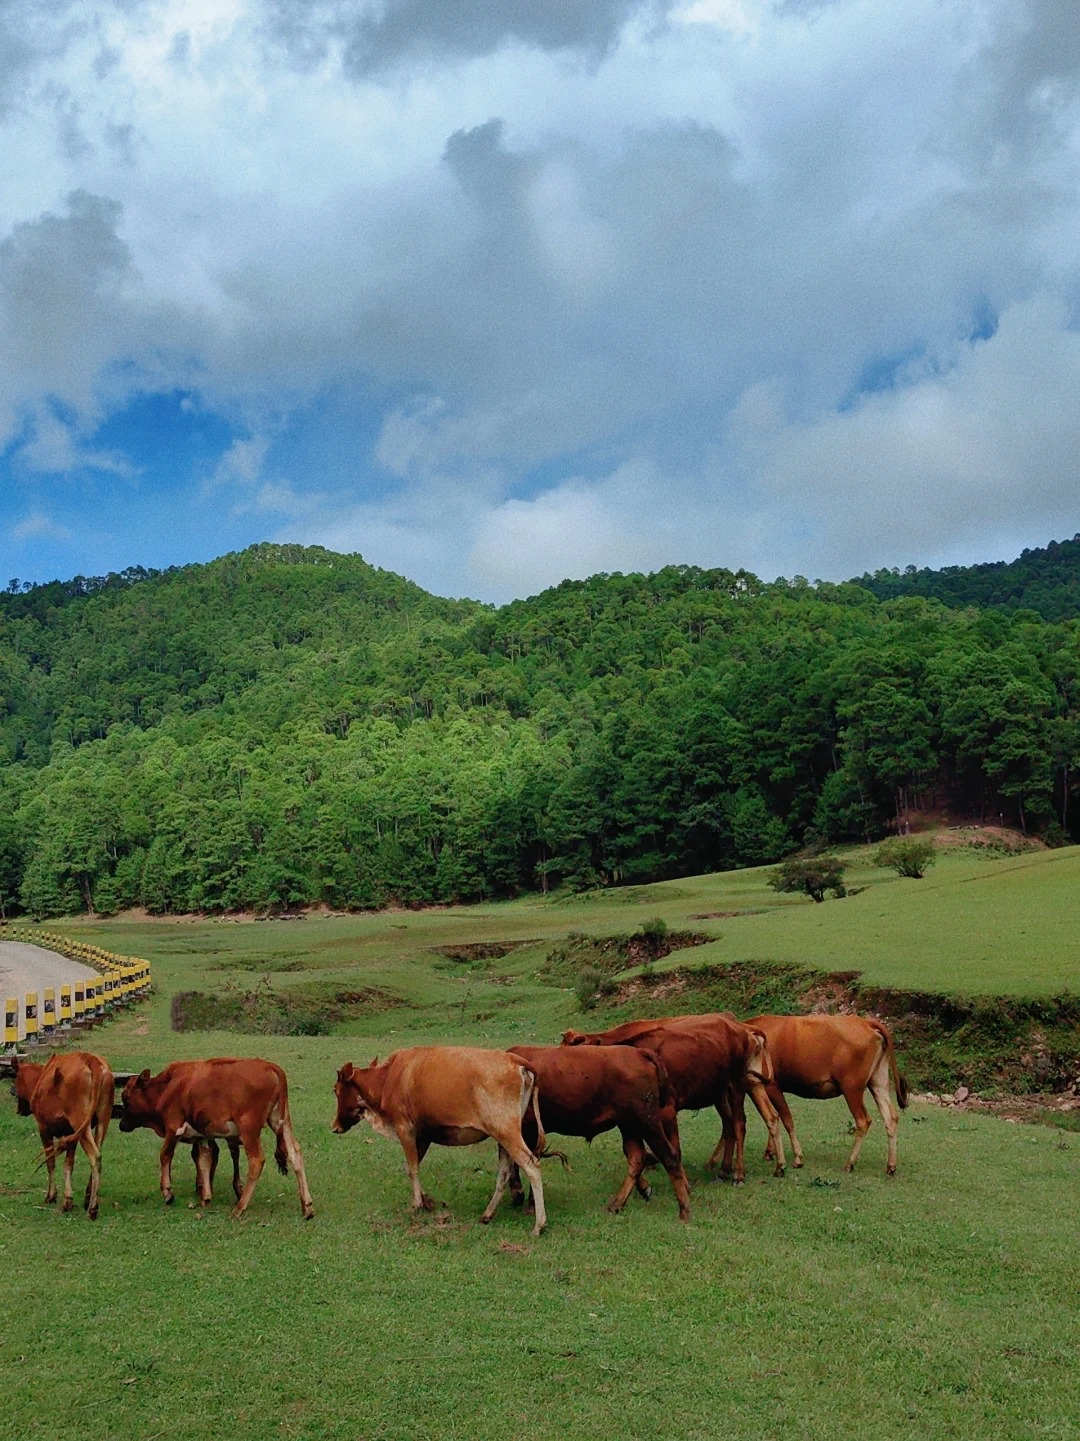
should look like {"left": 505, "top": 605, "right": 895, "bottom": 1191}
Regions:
{"left": 11, "top": 511, "right": 72, "bottom": 542}
{"left": 2, "top": 0, "right": 1080, "bottom": 593}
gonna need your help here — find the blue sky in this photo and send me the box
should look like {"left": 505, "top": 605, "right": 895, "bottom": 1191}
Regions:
{"left": 2, "top": 0, "right": 1079, "bottom": 602}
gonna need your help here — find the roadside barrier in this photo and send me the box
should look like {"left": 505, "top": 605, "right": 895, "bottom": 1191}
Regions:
{"left": 0, "top": 925, "right": 152, "bottom": 1050}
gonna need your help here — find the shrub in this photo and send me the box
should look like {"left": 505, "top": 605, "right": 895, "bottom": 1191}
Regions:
{"left": 575, "top": 965, "right": 606, "bottom": 1010}
{"left": 636, "top": 917, "right": 669, "bottom": 959}
{"left": 873, "top": 837, "right": 938, "bottom": 879}
{"left": 768, "top": 854, "right": 847, "bottom": 903}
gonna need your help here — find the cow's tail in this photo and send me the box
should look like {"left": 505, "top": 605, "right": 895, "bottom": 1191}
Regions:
{"left": 869, "top": 1019, "right": 908, "bottom": 1110}
{"left": 34, "top": 1064, "right": 103, "bottom": 1169}
{"left": 520, "top": 1065, "right": 567, "bottom": 1168}
{"left": 35, "top": 1112, "right": 94, "bottom": 1169}
{"left": 639, "top": 1047, "right": 674, "bottom": 1114}
{"left": 273, "top": 1074, "right": 292, "bottom": 1176}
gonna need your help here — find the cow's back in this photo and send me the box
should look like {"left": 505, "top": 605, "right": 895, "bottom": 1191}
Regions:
{"left": 158, "top": 1058, "right": 286, "bottom": 1126}
{"left": 382, "top": 1047, "right": 530, "bottom": 1130}
{"left": 746, "top": 1014, "right": 881, "bottom": 1090}
{"left": 32, "top": 1051, "right": 113, "bottom": 1131}
{"left": 510, "top": 1043, "right": 661, "bottom": 1116}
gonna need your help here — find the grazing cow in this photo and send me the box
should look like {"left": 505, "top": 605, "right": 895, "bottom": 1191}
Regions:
{"left": 562, "top": 1013, "right": 785, "bottom": 1182}
{"left": 11, "top": 1052, "right": 114, "bottom": 1218}
{"left": 506, "top": 1044, "right": 691, "bottom": 1221}
{"left": 119, "top": 1058, "right": 314, "bottom": 1219}
{"left": 332, "top": 1046, "right": 548, "bottom": 1236}
{"left": 743, "top": 1014, "right": 909, "bottom": 1175}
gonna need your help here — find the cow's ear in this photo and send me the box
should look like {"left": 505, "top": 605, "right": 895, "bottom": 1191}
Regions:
{"left": 368, "top": 1056, "right": 379, "bottom": 1069}
{"left": 138, "top": 1068, "right": 151, "bottom": 1085}
{"left": 338, "top": 1062, "right": 354, "bottom": 1082}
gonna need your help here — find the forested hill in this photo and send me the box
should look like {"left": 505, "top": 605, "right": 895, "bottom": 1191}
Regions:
{"left": 855, "top": 535, "right": 1080, "bottom": 619}
{"left": 1, "top": 541, "right": 1078, "bottom": 919}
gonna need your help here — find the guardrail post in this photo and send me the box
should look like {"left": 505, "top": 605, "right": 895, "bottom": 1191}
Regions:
{"left": 4, "top": 997, "right": 17, "bottom": 1050}
{"left": 24, "top": 992, "right": 39, "bottom": 1045}
{"left": 42, "top": 986, "right": 56, "bottom": 1039}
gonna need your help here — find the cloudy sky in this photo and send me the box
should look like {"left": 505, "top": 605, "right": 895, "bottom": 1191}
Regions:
{"left": 1, "top": 0, "right": 1078, "bottom": 602}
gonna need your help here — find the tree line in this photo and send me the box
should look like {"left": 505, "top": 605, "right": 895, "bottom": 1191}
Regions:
{"left": 1, "top": 540, "right": 1077, "bottom": 917}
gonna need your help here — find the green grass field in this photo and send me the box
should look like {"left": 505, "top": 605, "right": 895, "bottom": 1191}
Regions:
{"left": 4, "top": 846, "right": 1080, "bottom": 1439}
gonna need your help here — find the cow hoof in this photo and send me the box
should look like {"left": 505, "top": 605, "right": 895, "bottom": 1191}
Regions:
{"left": 605, "top": 1201, "right": 625, "bottom": 1215}
{"left": 637, "top": 1185, "right": 653, "bottom": 1203}
{"left": 45, "top": 1194, "right": 57, "bottom": 1206}
{"left": 678, "top": 1209, "right": 692, "bottom": 1223}
{"left": 87, "top": 1206, "right": 99, "bottom": 1221}
{"left": 793, "top": 1158, "right": 804, "bottom": 1168}
{"left": 164, "top": 1192, "right": 175, "bottom": 1206}
{"left": 886, "top": 1167, "right": 896, "bottom": 1178}
{"left": 733, "top": 1178, "right": 745, "bottom": 1188}
{"left": 303, "top": 1205, "right": 315, "bottom": 1220}
{"left": 61, "top": 1199, "right": 73, "bottom": 1213}
{"left": 530, "top": 1223, "right": 546, "bottom": 1238}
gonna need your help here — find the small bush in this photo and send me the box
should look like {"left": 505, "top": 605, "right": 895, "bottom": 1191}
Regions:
{"left": 575, "top": 965, "right": 606, "bottom": 1010}
{"left": 768, "top": 855, "right": 847, "bottom": 903}
{"left": 873, "top": 837, "right": 938, "bottom": 879}
{"left": 636, "top": 917, "right": 669, "bottom": 959}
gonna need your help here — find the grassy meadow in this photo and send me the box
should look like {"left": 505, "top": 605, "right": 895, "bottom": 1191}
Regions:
{"left": 3, "top": 844, "right": 1080, "bottom": 1440}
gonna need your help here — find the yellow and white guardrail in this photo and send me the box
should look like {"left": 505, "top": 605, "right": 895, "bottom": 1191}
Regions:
{"left": 0, "top": 925, "right": 151, "bottom": 1050}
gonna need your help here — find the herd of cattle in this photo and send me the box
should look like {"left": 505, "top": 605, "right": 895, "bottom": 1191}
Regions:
{"left": 4, "top": 1011, "right": 908, "bottom": 1232}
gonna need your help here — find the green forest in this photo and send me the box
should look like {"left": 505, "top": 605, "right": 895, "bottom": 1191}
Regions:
{"left": 1, "top": 537, "right": 1078, "bottom": 918}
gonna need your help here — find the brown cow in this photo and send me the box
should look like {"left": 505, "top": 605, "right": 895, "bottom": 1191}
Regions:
{"left": 506, "top": 1044, "right": 691, "bottom": 1221}
{"left": 119, "top": 1058, "right": 314, "bottom": 1219}
{"left": 11, "top": 1052, "right": 114, "bottom": 1218}
{"left": 742, "top": 1014, "right": 909, "bottom": 1175}
{"left": 562, "top": 1013, "right": 785, "bottom": 1181}
{"left": 332, "top": 1046, "right": 548, "bottom": 1236}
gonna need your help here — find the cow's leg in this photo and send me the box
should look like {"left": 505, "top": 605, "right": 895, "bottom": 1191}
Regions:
{"left": 397, "top": 1130, "right": 434, "bottom": 1212}
{"left": 707, "top": 1086, "right": 738, "bottom": 1178}
{"left": 228, "top": 1138, "right": 243, "bottom": 1201}
{"left": 607, "top": 1134, "right": 649, "bottom": 1215}
{"left": 747, "top": 1079, "right": 786, "bottom": 1177}
{"left": 39, "top": 1127, "right": 57, "bottom": 1204}
{"left": 480, "top": 1144, "right": 513, "bottom": 1223}
{"left": 709, "top": 1089, "right": 748, "bottom": 1183}
{"left": 508, "top": 1160, "right": 526, "bottom": 1208}
{"left": 762, "top": 1082, "right": 802, "bottom": 1168}
{"left": 867, "top": 1057, "right": 899, "bottom": 1176}
{"left": 80, "top": 1132, "right": 103, "bottom": 1220}
{"left": 842, "top": 1086, "right": 873, "bottom": 1172}
{"left": 60, "top": 1141, "right": 76, "bottom": 1212}
{"left": 502, "top": 1137, "right": 546, "bottom": 1237}
{"left": 85, "top": 1111, "right": 109, "bottom": 1213}
{"left": 641, "top": 1116, "right": 692, "bottom": 1222}
{"left": 194, "top": 1142, "right": 215, "bottom": 1206}
{"left": 277, "top": 1116, "right": 315, "bottom": 1219}
{"left": 159, "top": 1134, "right": 179, "bottom": 1204}
{"left": 230, "top": 1128, "right": 266, "bottom": 1219}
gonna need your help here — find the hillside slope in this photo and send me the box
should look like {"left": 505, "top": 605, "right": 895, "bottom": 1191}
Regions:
{"left": 1, "top": 542, "right": 1078, "bottom": 917}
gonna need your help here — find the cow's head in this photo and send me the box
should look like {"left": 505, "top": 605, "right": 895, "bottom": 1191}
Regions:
{"left": 332, "top": 1059, "right": 384, "bottom": 1135}
{"left": 560, "top": 1030, "right": 589, "bottom": 1046}
{"left": 118, "top": 1069, "right": 162, "bottom": 1133}
{"left": 10, "top": 1059, "right": 43, "bottom": 1116}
